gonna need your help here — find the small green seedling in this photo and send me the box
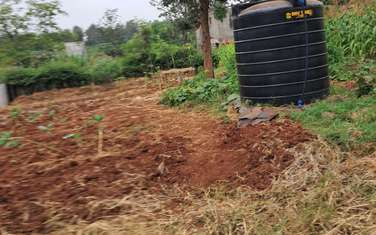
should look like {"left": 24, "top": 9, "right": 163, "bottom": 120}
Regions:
{"left": 93, "top": 114, "right": 104, "bottom": 123}
{"left": 0, "top": 132, "right": 19, "bottom": 148}
{"left": 27, "top": 112, "right": 42, "bottom": 123}
{"left": 63, "top": 133, "right": 81, "bottom": 139}
{"left": 48, "top": 109, "right": 57, "bottom": 118}
{"left": 10, "top": 108, "right": 21, "bottom": 119}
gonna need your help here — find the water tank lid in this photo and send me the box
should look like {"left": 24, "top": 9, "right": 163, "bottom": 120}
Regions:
{"left": 239, "top": 0, "right": 293, "bottom": 16}
{"left": 239, "top": 0, "right": 323, "bottom": 16}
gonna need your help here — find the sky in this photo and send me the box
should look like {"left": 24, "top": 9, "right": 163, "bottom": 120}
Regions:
{"left": 57, "top": 0, "right": 162, "bottom": 30}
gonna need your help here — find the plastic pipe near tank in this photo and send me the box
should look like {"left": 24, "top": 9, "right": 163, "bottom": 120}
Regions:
{"left": 0, "top": 84, "right": 9, "bottom": 108}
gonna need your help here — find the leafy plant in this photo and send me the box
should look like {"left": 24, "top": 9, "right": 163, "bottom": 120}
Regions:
{"left": 93, "top": 114, "right": 104, "bottom": 122}
{"left": 88, "top": 57, "right": 122, "bottom": 84}
{"left": 161, "top": 70, "right": 239, "bottom": 107}
{"left": 37, "top": 59, "right": 91, "bottom": 88}
{"left": 27, "top": 111, "right": 42, "bottom": 123}
{"left": 0, "top": 67, "right": 38, "bottom": 86}
{"left": 10, "top": 107, "right": 21, "bottom": 119}
{"left": 161, "top": 44, "right": 238, "bottom": 107}
{"left": 0, "top": 132, "right": 19, "bottom": 148}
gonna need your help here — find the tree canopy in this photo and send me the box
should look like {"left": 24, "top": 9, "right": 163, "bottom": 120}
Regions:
{"left": 0, "top": 0, "right": 65, "bottom": 38}
{"left": 151, "top": 0, "right": 246, "bottom": 78}
{"left": 85, "top": 9, "right": 139, "bottom": 46}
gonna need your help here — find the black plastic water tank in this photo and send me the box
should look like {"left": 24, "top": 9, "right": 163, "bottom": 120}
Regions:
{"left": 232, "top": 0, "right": 329, "bottom": 105}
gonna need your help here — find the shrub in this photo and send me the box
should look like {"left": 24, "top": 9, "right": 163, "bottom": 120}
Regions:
{"left": 122, "top": 24, "right": 203, "bottom": 78}
{"left": 151, "top": 42, "right": 203, "bottom": 70}
{"left": 216, "top": 44, "right": 237, "bottom": 78}
{"left": 88, "top": 43, "right": 123, "bottom": 57}
{"left": 161, "top": 44, "right": 239, "bottom": 107}
{"left": 0, "top": 67, "right": 38, "bottom": 86}
{"left": 0, "top": 33, "right": 64, "bottom": 68}
{"left": 161, "top": 71, "right": 239, "bottom": 107}
{"left": 36, "top": 59, "right": 91, "bottom": 89}
{"left": 88, "top": 57, "right": 122, "bottom": 84}
{"left": 122, "top": 33, "right": 152, "bottom": 77}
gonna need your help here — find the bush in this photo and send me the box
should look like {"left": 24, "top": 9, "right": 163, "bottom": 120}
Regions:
{"left": 88, "top": 43, "right": 123, "bottom": 57}
{"left": 122, "top": 24, "right": 202, "bottom": 78}
{"left": 88, "top": 57, "right": 123, "bottom": 84}
{"left": 0, "top": 58, "right": 91, "bottom": 90}
{"left": 0, "top": 67, "right": 38, "bottom": 86}
{"left": 122, "top": 32, "right": 152, "bottom": 77}
{"left": 161, "top": 71, "right": 238, "bottom": 107}
{"left": 151, "top": 43, "right": 203, "bottom": 70}
{"left": 36, "top": 59, "right": 91, "bottom": 89}
{"left": 215, "top": 44, "right": 237, "bottom": 78}
{"left": 0, "top": 33, "right": 64, "bottom": 68}
{"left": 161, "top": 44, "right": 238, "bottom": 107}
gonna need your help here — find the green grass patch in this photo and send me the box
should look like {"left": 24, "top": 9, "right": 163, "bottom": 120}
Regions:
{"left": 161, "top": 71, "right": 239, "bottom": 107}
{"left": 161, "top": 44, "right": 239, "bottom": 109}
{"left": 291, "top": 92, "right": 376, "bottom": 149}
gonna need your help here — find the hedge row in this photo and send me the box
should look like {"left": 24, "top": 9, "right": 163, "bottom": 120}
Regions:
{"left": 0, "top": 57, "right": 123, "bottom": 98}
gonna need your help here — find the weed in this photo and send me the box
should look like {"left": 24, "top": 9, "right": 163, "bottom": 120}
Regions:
{"left": 48, "top": 109, "right": 57, "bottom": 118}
{"left": 93, "top": 114, "right": 104, "bottom": 123}
{"left": 27, "top": 111, "right": 42, "bottom": 123}
{"left": 0, "top": 132, "right": 19, "bottom": 148}
{"left": 10, "top": 108, "right": 21, "bottom": 119}
{"left": 63, "top": 133, "right": 81, "bottom": 140}
{"left": 161, "top": 44, "right": 239, "bottom": 108}
{"left": 161, "top": 72, "right": 238, "bottom": 107}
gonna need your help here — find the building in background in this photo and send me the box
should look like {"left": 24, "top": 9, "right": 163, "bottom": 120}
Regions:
{"left": 64, "top": 42, "right": 86, "bottom": 57}
{"left": 196, "top": 8, "right": 234, "bottom": 49}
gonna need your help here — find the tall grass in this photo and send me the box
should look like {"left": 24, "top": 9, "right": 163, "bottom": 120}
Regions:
{"left": 326, "top": 3, "right": 376, "bottom": 80}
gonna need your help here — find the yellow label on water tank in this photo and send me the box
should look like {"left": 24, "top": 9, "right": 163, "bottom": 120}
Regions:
{"left": 286, "top": 9, "right": 313, "bottom": 19}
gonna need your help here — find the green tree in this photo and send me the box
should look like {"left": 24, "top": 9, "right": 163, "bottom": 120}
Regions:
{"left": 85, "top": 24, "right": 103, "bottom": 45}
{"left": 0, "top": 0, "right": 66, "bottom": 37}
{"left": 72, "top": 26, "right": 84, "bottom": 41}
{"left": 124, "top": 20, "right": 139, "bottom": 42}
{"left": 0, "top": 0, "right": 66, "bottom": 66}
{"left": 85, "top": 11, "right": 139, "bottom": 46}
{"left": 151, "top": 0, "right": 244, "bottom": 78}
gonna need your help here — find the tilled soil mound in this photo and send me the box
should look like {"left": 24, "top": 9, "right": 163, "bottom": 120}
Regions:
{"left": 0, "top": 78, "right": 313, "bottom": 234}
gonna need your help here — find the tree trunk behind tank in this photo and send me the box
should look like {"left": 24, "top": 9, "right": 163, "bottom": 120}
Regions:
{"left": 199, "top": 0, "right": 215, "bottom": 78}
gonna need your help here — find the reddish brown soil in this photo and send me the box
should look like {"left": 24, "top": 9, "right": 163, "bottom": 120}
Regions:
{"left": 0, "top": 78, "right": 313, "bottom": 234}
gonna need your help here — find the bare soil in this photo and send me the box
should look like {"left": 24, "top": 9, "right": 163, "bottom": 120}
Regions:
{"left": 0, "top": 78, "right": 313, "bottom": 234}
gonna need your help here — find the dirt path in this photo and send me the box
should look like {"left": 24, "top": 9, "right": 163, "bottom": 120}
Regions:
{"left": 0, "top": 78, "right": 312, "bottom": 234}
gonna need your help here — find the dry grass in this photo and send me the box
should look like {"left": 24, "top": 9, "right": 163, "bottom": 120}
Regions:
{"left": 325, "top": 0, "right": 375, "bottom": 17}
{"left": 160, "top": 139, "right": 376, "bottom": 235}
{"left": 49, "top": 138, "right": 376, "bottom": 235}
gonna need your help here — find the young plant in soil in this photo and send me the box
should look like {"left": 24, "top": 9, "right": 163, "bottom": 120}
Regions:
{"left": 10, "top": 108, "right": 21, "bottom": 120}
{"left": 0, "top": 132, "right": 19, "bottom": 148}
{"left": 27, "top": 111, "right": 42, "bottom": 123}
